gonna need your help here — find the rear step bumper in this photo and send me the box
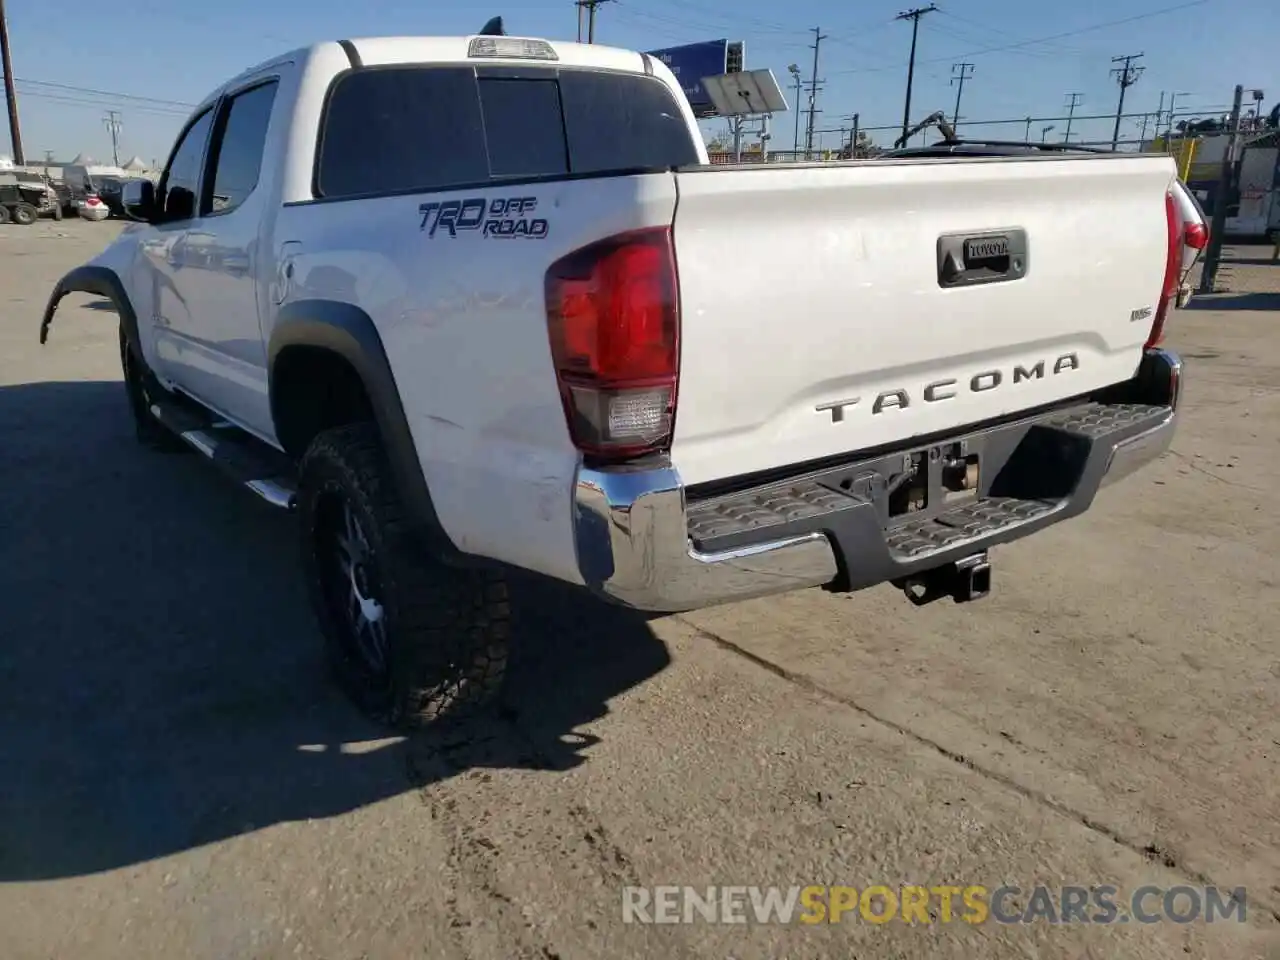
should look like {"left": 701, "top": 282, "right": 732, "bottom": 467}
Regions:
{"left": 573, "top": 348, "right": 1182, "bottom": 613}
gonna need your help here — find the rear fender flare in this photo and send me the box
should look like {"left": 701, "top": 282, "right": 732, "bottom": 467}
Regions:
{"left": 268, "top": 300, "right": 460, "bottom": 559}
{"left": 39, "top": 265, "right": 140, "bottom": 351}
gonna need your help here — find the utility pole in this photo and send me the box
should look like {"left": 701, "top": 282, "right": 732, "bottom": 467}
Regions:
{"left": 1024, "top": 116, "right": 1032, "bottom": 141}
{"left": 804, "top": 26, "right": 827, "bottom": 158}
{"left": 950, "top": 62, "right": 974, "bottom": 129}
{"left": 1198, "top": 84, "right": 1244, "bottom": 295}
{"left": 849, "top": 112, "right": 860, "bottom": 157}
{"left": 575, "top": 0, "right": 613, "bottom": 44}
{"left": 1110, "top": 53, "right": 1145, "bottom": 150}
{"left": 102, "top": 110, "right": 123, "bottom": 167}
{"left": 896, "top": 5, "right": 938, "bottom": 145}
{"left": 1063, "top": 93, "right": 1083, "bottom": 142}
{"left": 0, "top": 0, "right": 24, "bottom": 165}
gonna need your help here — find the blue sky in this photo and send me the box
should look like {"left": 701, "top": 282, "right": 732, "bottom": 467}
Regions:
{"left": 3, "top": 0, "right": 1276, "bottom": 164}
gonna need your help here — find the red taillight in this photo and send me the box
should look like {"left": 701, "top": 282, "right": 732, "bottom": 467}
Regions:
{"left": 1183, "top": 221, "right": 1208, "bottom": 250}
{"left": 545, "top": 227, "right": 680, "bottom": 461}
{"left": 1148, "top": 191, "right": 1181, "bottom": 349}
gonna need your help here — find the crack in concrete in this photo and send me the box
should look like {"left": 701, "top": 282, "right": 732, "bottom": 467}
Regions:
{"left": 681, "top": 616, "right": 1280, "bottom": 926}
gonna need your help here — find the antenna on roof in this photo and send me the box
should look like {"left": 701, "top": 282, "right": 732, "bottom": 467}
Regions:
{"left": 477, "top": 16, "right": 506, "bottom": 36}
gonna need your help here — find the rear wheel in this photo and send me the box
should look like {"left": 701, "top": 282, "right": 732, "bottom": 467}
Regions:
{"left": 11, "top": 203, "right": 37, "bottom": 226}
{"left": 298, "top": 423, "right": 510, "bottom": 729}
{"left": 0, "top": 205, "right": 10, "bottom": 225}
{"left": 119, "top": 326, "right": 187, "bottom": 452}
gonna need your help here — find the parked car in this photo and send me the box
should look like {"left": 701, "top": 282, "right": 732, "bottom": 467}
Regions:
{"left": 95, "top": 176, "right": 146, "bottom": 218}
{"left": 41, "top": 33, "right": 1187, "bottom": 730}
{"left": 58, "top": 166, "right": 94, "bottom": 212}
{"left": 77, "top": 193, "right": 111, "bottom": 221}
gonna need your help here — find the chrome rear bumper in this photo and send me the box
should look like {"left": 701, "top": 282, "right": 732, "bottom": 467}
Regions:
{"left": 573, "top": 348, "right": 1182, "bottom": 613}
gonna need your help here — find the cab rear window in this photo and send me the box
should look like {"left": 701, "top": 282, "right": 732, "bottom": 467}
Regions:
{"left": 315, "top": 65, "right": 699, "bottom": 200}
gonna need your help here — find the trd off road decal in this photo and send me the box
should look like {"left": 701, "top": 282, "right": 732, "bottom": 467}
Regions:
{"left": 419, "top": 196, "right": 549, "bottom": 240}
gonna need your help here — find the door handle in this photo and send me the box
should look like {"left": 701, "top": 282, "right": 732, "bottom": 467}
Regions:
{"left": 937, "top": 229, "right": 1028, "bottom": 288}
{"left": 274, "top": 241, "right": 303, "bottom": 304}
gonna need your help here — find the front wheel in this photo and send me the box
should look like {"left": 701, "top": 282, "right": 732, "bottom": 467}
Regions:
{"left": 297, "top": 423, "right": 510, "bottom": 729}
{"left": 119, "top": 327, "right": 187, "bottom": 452}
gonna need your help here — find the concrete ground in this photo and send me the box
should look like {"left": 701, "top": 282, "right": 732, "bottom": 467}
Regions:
{"left": 1, "top": 220, "right": 1278, "bottom": 959}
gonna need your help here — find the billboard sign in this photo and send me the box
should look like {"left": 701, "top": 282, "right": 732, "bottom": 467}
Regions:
{"left": 645, "top": 40, "right": 729, "bottom": 117}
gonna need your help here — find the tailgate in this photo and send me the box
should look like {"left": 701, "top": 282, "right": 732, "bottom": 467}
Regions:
{"left": 668, "top": 154, "right": 1178, "bottom": 487}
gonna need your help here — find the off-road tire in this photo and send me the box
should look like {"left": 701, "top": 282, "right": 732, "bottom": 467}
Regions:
{"left": 119, "top": 326, "right": 188, "bottom": 453}
{"left": 52, "top": 204, "right": 64, "bottom": 221}
{"left": 298, "top": 423, "right": 510, "bottom": 729}
{"left": 11, "top": 203, "right": 37, "bottom": 226}
{"left": 0, "top": 205, "right": 10, "bottom": 225}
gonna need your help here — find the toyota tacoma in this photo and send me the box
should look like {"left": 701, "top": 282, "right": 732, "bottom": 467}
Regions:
{"left": 41, "top": 29, "right": 1193, "bottom": 728}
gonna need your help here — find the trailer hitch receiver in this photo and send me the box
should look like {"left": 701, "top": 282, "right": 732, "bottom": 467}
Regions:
{"left": 897, "top": 552, "right": 991, "bottom": 606}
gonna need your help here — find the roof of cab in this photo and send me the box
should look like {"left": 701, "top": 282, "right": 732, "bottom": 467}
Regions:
{"left": 343, "top": 35, "right": 646, "bottom": 73}
{"left": 190, "top": 35, "right": 652, "bottom": 118}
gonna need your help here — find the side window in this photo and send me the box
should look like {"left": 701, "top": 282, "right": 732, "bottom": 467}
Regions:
{"left": 317, "top": 67, "right": 488, "bottom": 199}
{"left": 313, "top": 67, "right": 701, "bottom": 201}
{"left": 477, "top": 78, "right": 568, "bottom": 179}
{"left": 204, "top": 81, "right": 279, "bottom": 216}
{"left": 157, "top": 108, "right": 214, "bottom": 222}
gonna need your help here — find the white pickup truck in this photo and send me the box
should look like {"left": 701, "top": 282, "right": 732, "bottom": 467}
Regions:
{"left": 41, "top": 31, "right": 1195, "bottom": 728}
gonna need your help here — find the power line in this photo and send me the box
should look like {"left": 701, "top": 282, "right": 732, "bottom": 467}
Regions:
{"left": 830, "top": 0, "right": 1209, "bottom": 77}
{"left": 613, "top": 0, "right": 809, "bottom": 40}
{"left": 10, "top": 89, "right": 189, "bottom": 119}
{"left": 1110, "top": 53, "right": 1145, "bottom": 149}
{"left": 2, "top": 75, "right": 195, "bottom": 109}
{"left": 896, "top": 4, "right": 938, "bottom": 145}
{"left": 950, "top": 62, "right": 974, "bottom": 128}
{"left": 804, "top": 26, "right": 827, "bottom": 158}
{"left": 932, "top": 7, "right": 1089, "bottom": 58}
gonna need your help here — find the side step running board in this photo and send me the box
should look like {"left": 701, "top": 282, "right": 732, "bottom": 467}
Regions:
{"left": 148, "top": 397, "right": 299, "bottom": 511}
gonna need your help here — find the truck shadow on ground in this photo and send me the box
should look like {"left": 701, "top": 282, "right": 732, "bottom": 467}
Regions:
{"left": 0, "top": 380, "right": 670, "bottom": 882}
{"left": 1185, "top": 291, "right": 1280, "bottom": 312}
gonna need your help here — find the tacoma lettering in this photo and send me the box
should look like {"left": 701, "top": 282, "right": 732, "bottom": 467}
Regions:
{"left": 822, "top": 353, "right": 1082, "bottom": 418}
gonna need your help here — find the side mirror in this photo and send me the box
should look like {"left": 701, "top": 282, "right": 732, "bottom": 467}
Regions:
{"left": 122, "top": 179, "right": 156, "bottom": 223}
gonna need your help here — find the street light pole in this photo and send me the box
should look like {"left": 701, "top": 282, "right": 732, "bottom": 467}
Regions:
{"left": 788, "top": 65, "right": 802, "bottom": 155}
